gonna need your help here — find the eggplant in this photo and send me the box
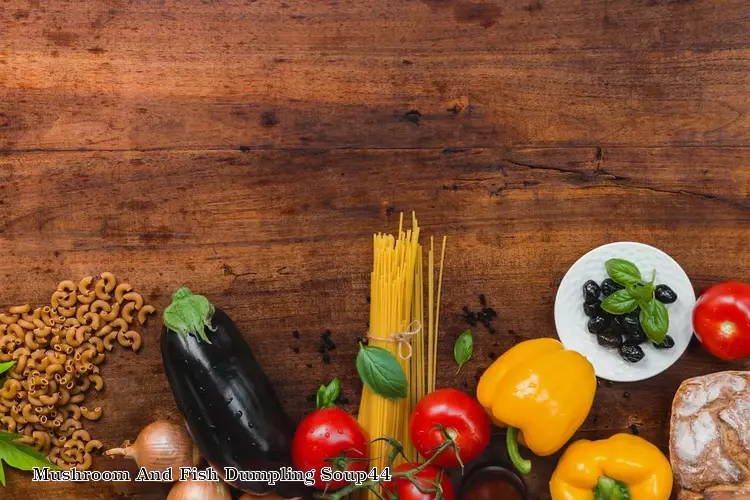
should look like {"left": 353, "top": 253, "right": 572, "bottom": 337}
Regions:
{"left": 161, "top": 288, "right": 308, "bottom": 498}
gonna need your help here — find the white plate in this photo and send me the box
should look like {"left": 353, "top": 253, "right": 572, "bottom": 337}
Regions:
{"left": 554, "top": 242, "right": 696, "bottom": 382}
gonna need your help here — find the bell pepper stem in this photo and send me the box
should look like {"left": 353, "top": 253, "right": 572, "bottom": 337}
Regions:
{"left": 506, "top": 427, "right": 532, "bottom": 474}
{"left": 594, "top": 476, "right": 631, "bottom": 500}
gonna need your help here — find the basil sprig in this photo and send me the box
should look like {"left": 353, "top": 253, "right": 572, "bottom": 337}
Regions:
{"left": 356, "top": 344, "right": 408, "bottom": 400}
{"left": 600, "top": 258, "right": 669, "bottom": 343}
{"left": 454, "top": 330, "right": 473, "bottom": 374}
{"left": 316, "top": 378, "right": 341, "bottom": 409}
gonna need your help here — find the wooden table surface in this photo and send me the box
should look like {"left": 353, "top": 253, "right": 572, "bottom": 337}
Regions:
{"left": 3, "top": 0, "right": 750, "bottom": 498}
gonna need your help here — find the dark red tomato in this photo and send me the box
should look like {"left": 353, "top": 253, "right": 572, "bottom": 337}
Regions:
{"left": 291, "top": 408, "right": 368, "bottom": 490}
{"left": 693, "top": 281, "right": 750, "bottom": 360}
{"left": 383, "top": 463, "right": 456, "bottom": 500}
{"left": 409, "top": 388, "right": 490, "bottom": 469}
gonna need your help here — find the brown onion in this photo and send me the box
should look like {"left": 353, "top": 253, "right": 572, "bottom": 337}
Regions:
{"left": 105, "top": 420, "right": 201, "bottom": 480}
{"left": 168, "top": 478, "right": 232, "bottom": 500}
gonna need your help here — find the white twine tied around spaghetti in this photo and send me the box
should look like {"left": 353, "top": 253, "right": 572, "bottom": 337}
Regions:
{"left": 366, "top": 320, "right": 422, "bottom": 360}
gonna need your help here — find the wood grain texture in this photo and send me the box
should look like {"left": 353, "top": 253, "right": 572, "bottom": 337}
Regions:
{"left": 2, "top": 0, "right": 750, "bottom": 498}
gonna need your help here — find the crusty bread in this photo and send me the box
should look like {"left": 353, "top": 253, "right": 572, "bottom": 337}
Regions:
{"left": 670, "top": 371, "right": 750, "bottom": 499}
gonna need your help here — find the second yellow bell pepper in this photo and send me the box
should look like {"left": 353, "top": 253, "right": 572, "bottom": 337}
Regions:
{"left": 550, "top": 433, "right": 673, "bottom": 500}
{"left": 477, "top": 338, "right": 596, "bottom": 473}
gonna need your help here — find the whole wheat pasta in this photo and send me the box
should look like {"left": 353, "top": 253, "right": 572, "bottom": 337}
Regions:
{"left": 57, "top": 281, "right": 77, "bottom": 294}
{"left": 88, "top": 374, "right": 103, "bottom": 391}
{"left": 82, "top": 312, "right": 100, "bottom": 330}
{"left": 71, "top": 429, "right": 90, "bottom": 442}
{"left": 1, "top": 416, "right": 16, "bottom": 432}
{"left": 24, "top": 331, "right": 39, "bottom": 350}
{"left": 89, "top": 300, "right": 110, "bottom": 314}
{"left": 68, "top": 393, "right": 85, "bottom": 404}
{"left": 100, "top": 303, "right": 120, "bottom": 322}
{"left": 102, "top": 331, "right": 118, "bottom": 351}
{"left": 77, "top": 277, "right": 93, "bottom": 295}
{"left": 137, "top": 305, "right": 155, "bottom": 324}
{"left": 17, "top": 319, "right": 35, "bottom": 330}
{"left": 120, "top": 302, "right": 137, "bottom": 324}
{"left": 8, "top": 324, "right": 24, "bottom": 339}
{"left": 108, "top": 317, "right": 128, "bottom": 332}
{"left": 41, "top": 307, "right": 54, "bottom": 327}
{"left": 57, "top": 307, "right": 76, "bottom": 318}
{"left": 77, "top": 292, "right": 95, "bottom": 305}
{"left": 85, "top": 440, "right": 102, "bottom": 453}
{"left": 75, "top": 305, "right": 89, "bottom": 324}
{"left": 114, "top": 283, "right": 131, "bottom": 304}
{"left": 63, "top": 317, "right": 80, "bottom": 327}
{"left": 58, "top": 293, "right": 77, "bottom": 308}
{"left": 79, "top": 407, "right": 101, "bottom": 421}
{"left": 124, "top": 331, "right": 141, "bottom": 352}
{"left": 0, "top": 314, "right": 19, "bottom": 325}
{"left": 22, "top": 308, "right": 41, "bottom": 322}
{"left": 122, "top": 292, "right": 143, "bottom": 309}
{"left": 88, "top": 337, "right": 105, "bottom": 353}
{"left": 9, "top": 304, "right": 31, "bottom": 315}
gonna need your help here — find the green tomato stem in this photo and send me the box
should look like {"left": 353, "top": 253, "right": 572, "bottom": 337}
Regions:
{"left": 506, "top": 427, "right": 532, "bottom": 474}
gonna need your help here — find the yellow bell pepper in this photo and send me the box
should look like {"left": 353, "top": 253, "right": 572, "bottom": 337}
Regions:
{"left": 476, "top": 338, "right": 596, "bottom": 474}
{"left": 550, "top": 433, "right": 673, "bottom": 500}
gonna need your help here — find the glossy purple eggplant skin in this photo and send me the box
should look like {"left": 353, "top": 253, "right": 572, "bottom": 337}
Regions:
{"left": 161, "top": 307, "right": 306, "bottom": 497}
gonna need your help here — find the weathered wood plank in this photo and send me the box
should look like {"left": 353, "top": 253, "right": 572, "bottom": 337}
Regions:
{"left": 0, "top": 147, "right": 747, "bottom": 497}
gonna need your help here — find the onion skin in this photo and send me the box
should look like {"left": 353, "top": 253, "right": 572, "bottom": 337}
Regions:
{"left": 105, "top": 420, "right": 201, "bottom": 480}
{"left": 167, "top": 478, "right": 232, "bottom": 500}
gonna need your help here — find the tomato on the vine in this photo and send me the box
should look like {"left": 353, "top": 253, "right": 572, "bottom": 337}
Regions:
{"left": 383, "top": 463, "right": 455, "bottom": 500}
{"left": 409, "top": 388, "right": 491, "bottom": 469}
{"left": 693, "top": 281, "right": 750, "bottom": 360}
{"left": 291, "top": 408, "right": 369, "bottom": 490}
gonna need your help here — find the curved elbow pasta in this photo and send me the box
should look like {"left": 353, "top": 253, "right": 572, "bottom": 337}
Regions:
{"left": 82, "top": 312, "right": 100, "bottom": 330}
{"left": 76, "top": 377, "right": 91, "bottom": 392}
{"left": 60, "top": 417, "right": 82, "bottom": 431}
{"left": 100, "top": 272, "right": 116, "bottom": 292}
{"left": 57, "top": 306, "right": 76, "bottom": 318}
{"left": 90, "top": 300, "right": 110, "bottom": 314}
{"left": 14, "top": 355, "right": 28, "bottom": 374}
{"left": 88, "top": 337, "right": 105, "bottom": 353}
{"left": 77, "top": 277, "right": 93, "bottom": 294}
{"left": 65, "top": 328, "right": 80, "bottom": 348}
{"left": 0, "top": 380, "right": 21, "bottom": 399}
{"left": 64, "top": 438, "right": 85, "bottom": 451}
{"left": 79, "top": 407, "right": 102, "bottom": 421}
{"left": 120, "top": 302, "right": 137, "bottom": 324}
{"left": 122, "top": 292, "right": 143, "bottom": 309}
{"left": 22, "top": 404, "right": 39, "bottom": 423}
{"left": 75, "top": 326, "right": 91, "bottom": 346}
{"left": 33, "top": 326, "right": 51, "bottom": 338}
{"left": 95, "top": 324, "right": 113, "bottom": 338}
{"left": 57, "top": 281, "right": 77, "bottom": 294}
{"left": 51, "top": 292, "right": 67, "bottom": 309}
{"left": 94, "top": 280, "right": 110, "bottom": 301}
{"left": 79, "top": 452, "right": 93, "bottom": 470}
{"left": 24, "top": 331, "right": 39, "bottom": 350}
{"left": 45, "top": 364, "right": 64, "bottom": 376}
{"left": 85, "top": 440, "right": 103, "bottom": 453}
{"left": 69, "top": 393, "right": 85, "bottom": 405}
{"left": 39, "top": 393, "right": 59, "bottom": 406}
{"left": 62, "top": 317, "right": 79, "bottom": 327}
{"left": 124, "top": 331, "right": 142, "bottom": 352}
{"left": 116, "top": 330, "right": 130, "bottom": 348}
{"left": 23, "top": 308, "right": 41, "bottom": 322}
{"left": 88, "top": 374, "right": 104, "bottom": 391}
{"left": 58, "top": 292, "right": 77, "bottom": 308}
{"left": 0, "top": 314, "right": 19, "bottom": 325}
{"left": 137, "top": 305, "right": 156, "bottom": 324}
{"left": 0, "top": 416, "right": 16, "bottom": 432}
{"left": 108, "top": 318, "right": 128, "bottom": 332}
{"left": 71, "top": 429, "right": 90, "bottom": 442}
{"left": 102, "top": 331, "right": 118, "bottom": 351}
{"left": 114, "top": 283, "right": 132, "bottom": 303}
{"left": 8, "top": 324, "right": 24, "bottom": 339}
{"left": 41, "top": 307, "right": 54, "bottom": 327}
{"left": 76, "top": 291, "right": 95, "bottom": 305}
{"left": 8, "top": 304, "right": 30, "bottom": 316}
{"left": 99, "top": 303, "right": 120, "bottom": 322}
{"left": 75, "top": 304, "right": 89, "bottom": 324}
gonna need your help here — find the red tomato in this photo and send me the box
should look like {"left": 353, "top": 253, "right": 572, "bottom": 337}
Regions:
{"left": 291, "top": 408, "right": 368, "bottom": 490}
{"left": 383, "top": 463, "right": 455, "bottom": 500}
{"left": 693, "top": 281, "right": 750, "bottom": 360}
{"left": 409, "top": 388, "right": 490, "bottom": 469}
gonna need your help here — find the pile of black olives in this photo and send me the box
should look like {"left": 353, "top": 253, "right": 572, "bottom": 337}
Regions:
{"left": 582, "top": 278, "right": 677, "bottom": 363}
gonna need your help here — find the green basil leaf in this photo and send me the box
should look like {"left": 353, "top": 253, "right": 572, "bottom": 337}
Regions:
{"left": 600, "top": 289, "right": 638, "bottom": 314}
{"left": 356, "top": 344, "right": 407, "bottom": 400}
{"left": 626, "top": 283, "right": 654, "bottom": 303}
{"left": 453, "top": 330, "right": 474, "bottom": 374}
{"left": 0, "top": 362, "right": 15, "bottom": 376}
{"left": 316, "top": 378, "right": 341, "bottom": 409}
{"left": 605, "top": 259, "right": 642, "bottom": 286}
{"left": 640, "top": 300, "right": 669, "bottom": 344}
{"left": 0, "top": 432, "right": 59, "bottom": 486}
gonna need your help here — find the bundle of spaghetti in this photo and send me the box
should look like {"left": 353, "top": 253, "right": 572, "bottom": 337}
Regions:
{"left": 358, "top": 214, "right": 420, "bottom": 499}
{"left": 357, "top": 213, "right": 448, "bottom": 500}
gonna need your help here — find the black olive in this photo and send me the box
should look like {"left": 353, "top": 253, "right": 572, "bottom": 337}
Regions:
{"left": 622, "top": 315, "right": 642, "bottom": 334}
{"left": 597, "top": 330, "right": 622, "bottom": 348}
{"left": 653, "top": 335, "right": 675, "bottom": 349}
{"left": 587, "top": 315, "right": 610, "bottom": 334}
{"left": 622, "top": 329, "right": 646, "bottom": 346}
{"left": 655, "top": 285, "right": 678, "bottom": 304}
{"left": 600, "top": 278, "right": 624, "bottom": 297}
{"left": 583, "top": 300, "right": 601, "bottom": 317}
{"left": 583, "top": 280, "right": 601, "bottom": 304}
{"left": 613, "top": 314, "right": 625, "bottom": 325}
{"left": 619, "top": 345, "right": 645, "bottom": 363}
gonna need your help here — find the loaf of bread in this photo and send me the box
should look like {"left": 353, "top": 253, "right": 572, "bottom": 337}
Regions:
{"left": 670, "top": 371, "right": 750, "bottom": 499}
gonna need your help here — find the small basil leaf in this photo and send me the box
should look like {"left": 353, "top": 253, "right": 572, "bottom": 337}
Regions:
{"left": 626, "top": 283, "right": 654, "bottom": 303}
{"left": 453, "top": 330, "right": 474, "bottom": 374}
{"left": 0, "top": 362, "right": 15, "bottom": 376}
{"left": 605, "top": 259, "right": 642, "bottom": 286}
{"left": 601, "top": 289, "right": 638, "bottom": 314}
{"left": 316, "top": 378, "right": 341, "bottom": 409}
{"left": 640, "top": 300, "right": 669, "bottom": 344}
{"left": 356, "top": 344, "right": 407, "bottom": 400}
